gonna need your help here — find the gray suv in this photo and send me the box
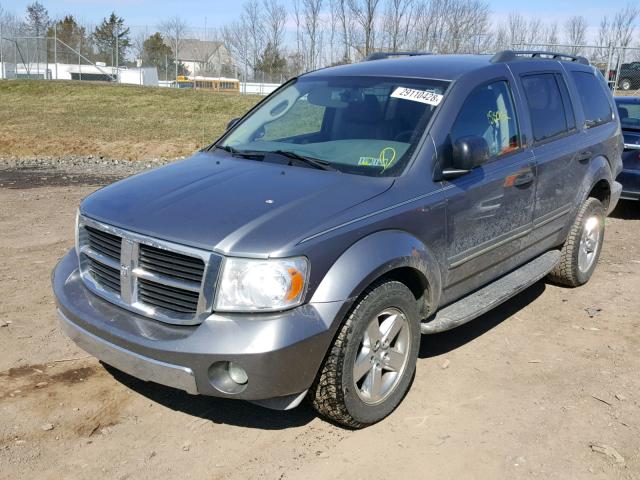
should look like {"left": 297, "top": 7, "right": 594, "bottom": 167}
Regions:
{"left": 53, "top": 50, "right": 623, "bottom": 428}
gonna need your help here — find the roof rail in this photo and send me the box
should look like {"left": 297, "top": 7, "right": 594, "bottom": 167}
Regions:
{"left": 491, "top": 50, "right": 589, "bottom": 65}
{"left": 364, "top": 51, "right": 431, "bottom": 62}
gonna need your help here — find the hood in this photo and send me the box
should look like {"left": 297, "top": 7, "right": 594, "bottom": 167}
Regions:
{"left": 81, "top": 152, "right": 394, "bottom": 256}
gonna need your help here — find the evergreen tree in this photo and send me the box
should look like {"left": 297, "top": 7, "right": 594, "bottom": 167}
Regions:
{"left": 92, "top": 12, "right": 131, "bottom": 66}
{"left": 255, "top": 42, "right": 288, "bottom": 82}
{"left": 47, "top": 15, "right": 88, "bottom": 64}
{"left": 141, "top": 32, "right": 187, "bottom": 79}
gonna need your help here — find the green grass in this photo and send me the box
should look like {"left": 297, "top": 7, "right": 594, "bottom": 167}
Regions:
{"left": 0, "top": 80, "right": 261, "bottom": 160}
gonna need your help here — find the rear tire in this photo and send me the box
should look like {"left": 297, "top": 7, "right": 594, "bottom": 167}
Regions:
{"left": 620, "top": 78, "right": 632, "bottom": 91}
{"left": 309, "top": 280, "right": 420, "bottom": 428}
{"left": 548, "top": 197, "right": 605, "bottom": 287}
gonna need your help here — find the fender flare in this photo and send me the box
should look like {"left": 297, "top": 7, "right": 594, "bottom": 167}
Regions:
{"left": 310, "top": 230, "right": 443, "bottom": 315}
{"left": 577, "top": 155, "right": 613, "bottom": 208}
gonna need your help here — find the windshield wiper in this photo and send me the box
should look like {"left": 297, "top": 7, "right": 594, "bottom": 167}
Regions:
{"left": 215, "top": 146, "right": 337, "bottom": 171}
{"left": 214, "top": 144, "right": 237, "bottom": 154}
{"left": 269, "top": 150, "right": 337, "bottom": 171}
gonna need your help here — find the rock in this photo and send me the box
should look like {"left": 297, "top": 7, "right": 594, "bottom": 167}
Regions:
{"left": 41, "top": 423, "right": 55, "bottom": 431}
{"left": 590, "top": 444, "right": 625, "bottom": 465}
{"left": 35, "top": 382, "right": 48, "bottom": 388}
{"left": 585, "top": 307, "right": 602, "bottom": 318}
{"left": 182, "top": 442, "right": 191, "bottom": 452}
{"left": 615, "top": 393, "right": 627, "bottom": 401}
{"left": 441, "top": 359, "right": 450, "bottom": 369}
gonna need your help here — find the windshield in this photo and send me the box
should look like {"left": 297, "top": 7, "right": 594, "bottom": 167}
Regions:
{"left": 617, "top": 100, "right": 640, "bottom": 130}
{"left": 218, "top": 76, "right": 449, "bottom": 176}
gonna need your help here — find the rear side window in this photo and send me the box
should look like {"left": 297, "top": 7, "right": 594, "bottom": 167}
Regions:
{"left": 521, "top": 74, "right": 570, "bottom": 142}
{"left": 450, "top": 80, "right": 520, "bottom": 159}
{"left": 571, "top": 71, "right": 613, "bottom": 127}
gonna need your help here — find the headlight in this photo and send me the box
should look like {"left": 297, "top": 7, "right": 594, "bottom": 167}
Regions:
{"left": 214, "top": 257, "right": 309, "bottom": 312}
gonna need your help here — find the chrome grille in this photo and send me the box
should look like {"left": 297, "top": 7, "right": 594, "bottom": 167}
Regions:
{"left": 138, "top": 278, "right": 200, "bottom": 313}
{"left": 77, "top": 215, "right": 221, "bottom": 325}
{"left": 87, "top": 257, "right": 121, "bottom": 293}
{"left": 85, "top": 226, "right": 121, "bottom": 261}
{"left": 139, "top": 244, "right": 205, "bottom": 283}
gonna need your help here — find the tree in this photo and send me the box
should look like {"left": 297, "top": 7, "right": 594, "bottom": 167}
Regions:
{"left": 264, "top": 0, "right": 287, "bottom": 58}
{"left": 382, "top": 0, "right": 414, "bottom": 52}
{"left": 348, "top": 0, "right": 381, "bottom": 57}
{"left": 47, "top": 15, "right": 89, "bottom": 64}
{"left": 25, "top": 1, "right": 49, "bottom": 36}
{"left": 159, "top": 16, "right": 188, "bottom": 81}
{"left": 255, "top": 41, "right": 288, "bottom": 81}
{"left": 303, "top": 0, "right": 323, "bottom": 68}
{"left": 565, "top": 16, "right": 587, "bottom": 55}
{"left": 92, "top": 12, "right": 131, "bottom": 67}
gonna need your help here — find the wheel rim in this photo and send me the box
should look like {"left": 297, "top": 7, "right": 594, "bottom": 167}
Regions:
{"left": 352, "top": 308, "right": 411, "bottom": 405}
{"left": 622, "top": 79, "right": 631, "bottom": 90}
{"left": 578, "top": 215, "right": 601, "bottom": 273}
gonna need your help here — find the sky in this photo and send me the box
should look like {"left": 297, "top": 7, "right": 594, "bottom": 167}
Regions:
{"left": 2, "top": 0, "right": 637, "bottom": 32}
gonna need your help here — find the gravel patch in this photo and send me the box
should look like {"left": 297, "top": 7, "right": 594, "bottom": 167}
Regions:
{"left": 0, "top": 155, "right": 178, "bottom": 189}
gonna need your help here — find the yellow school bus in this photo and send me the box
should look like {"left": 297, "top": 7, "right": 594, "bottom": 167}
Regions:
{"left": 176, "top": 76, "right": 240, "bottom": 93}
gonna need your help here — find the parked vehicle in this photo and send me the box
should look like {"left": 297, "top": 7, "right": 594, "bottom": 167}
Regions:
{"left": 53, "top": 50, "right": 623, "bottom": 428}
{"left": 616, "top": 62, "right": 640, "bottom": 91}
{"left": 615, "top": 96, "right": 640, "bottom": 201}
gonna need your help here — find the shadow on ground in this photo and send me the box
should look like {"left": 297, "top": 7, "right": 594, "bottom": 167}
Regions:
{"left": 419, "top": 281, "right": 546, "bottom": 358}
{"left": 103, "top": 281, "right": 547, "bottom": 429}
{"left": 103, "top": 363, "right": 317, "bottom": 430}
{"left": 609, "top": 199, "right": 640, "bottom": 220}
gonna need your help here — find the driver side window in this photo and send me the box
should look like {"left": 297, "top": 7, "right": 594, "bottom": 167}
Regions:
{"left": 450, "top": 80, "right": 520, "bottom": 160}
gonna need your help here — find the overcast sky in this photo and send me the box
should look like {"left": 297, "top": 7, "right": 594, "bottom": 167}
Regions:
{"left": 3, "top": 0, "right": 636, "bottom": 31}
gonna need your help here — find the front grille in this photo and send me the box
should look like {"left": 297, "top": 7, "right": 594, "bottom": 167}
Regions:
{"left": 85, "top": 225, "right": 121, "bottom": 261}
{"left": 138, "top": 278, "right": 200, "bottom": 313}
{"left": 87, "top": 258, "right": 121, "bottom": 293}
{"left": 77, "top": 216, "right": 219, "bottom": 325}
{"left": 139, "top": 244, "right": 205, "bottom": 283}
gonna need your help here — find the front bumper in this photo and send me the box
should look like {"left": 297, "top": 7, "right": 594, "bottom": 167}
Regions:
{"left": 53, "top": 249, "right": 347, "bottom": 408}
{"left": 618, "top": 170, "right": 640, "bottom": 201}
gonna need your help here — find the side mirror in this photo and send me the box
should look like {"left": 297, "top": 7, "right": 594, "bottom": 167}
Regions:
{"left": 442, "top": 136, "right": 490, "bottom": 180}
{"left": 227, "top": 117, "right": 240, "bottom": 130}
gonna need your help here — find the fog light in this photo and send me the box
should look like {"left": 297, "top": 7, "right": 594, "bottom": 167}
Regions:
{"left": 207, "top": 361, "right": 249, "bottom": 394}
{"left": 228, "top": 362, "right": 248, "bottom": 385}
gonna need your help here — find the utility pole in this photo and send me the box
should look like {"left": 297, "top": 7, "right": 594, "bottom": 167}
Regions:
{"left": 54, "top": 24, "right": 58, "bottom": 80}
{"left": 115, "top": 24, "right": 119, "bottom": 83}
{"left": 0, "top": 22, "right": 4, "bottom": 80}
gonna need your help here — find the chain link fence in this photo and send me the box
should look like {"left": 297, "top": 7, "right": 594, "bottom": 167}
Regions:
{"left": 513, "top": 43, "right": 640, "bottom": 95}
{"left": 0, "top": 24, "right": 283, "bottom": 90}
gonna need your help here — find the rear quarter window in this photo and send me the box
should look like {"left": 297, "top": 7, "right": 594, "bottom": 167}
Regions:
{"left": 571, "top": 71, "right": 613, "bottom": 127}
{"left": 521, "top": 73, "right": 570, "bottom": 142}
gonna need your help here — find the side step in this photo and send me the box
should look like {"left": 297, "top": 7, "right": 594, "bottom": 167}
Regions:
{"left": 421, "top": 250, "right": 561, "bottom": 334}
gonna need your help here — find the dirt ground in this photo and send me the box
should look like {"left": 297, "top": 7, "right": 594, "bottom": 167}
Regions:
{"left": 0, "top": 167, "right": 639, "bottom": 480}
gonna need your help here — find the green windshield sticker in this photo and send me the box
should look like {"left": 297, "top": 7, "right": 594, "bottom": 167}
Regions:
{"left": 487, "top": 110, "right": 510, "bottom": 126}
{"left": 358, "top": 147, "right": 397, "bottom": 171}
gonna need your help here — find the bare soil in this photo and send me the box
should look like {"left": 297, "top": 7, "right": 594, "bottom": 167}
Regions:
{"left": 0, "top": 167, "right": 639, "bottom": 480}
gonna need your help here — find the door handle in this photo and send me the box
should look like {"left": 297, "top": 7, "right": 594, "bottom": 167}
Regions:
{"left": 513, "top": 171, "right": 535, "bottom": 187}
{"left": 578, "top": 150, "right": 592, "bottom": 163}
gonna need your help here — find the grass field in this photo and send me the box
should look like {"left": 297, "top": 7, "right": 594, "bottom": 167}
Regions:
{"left": 0, "top": 80, "right": 261, "bottom": 161}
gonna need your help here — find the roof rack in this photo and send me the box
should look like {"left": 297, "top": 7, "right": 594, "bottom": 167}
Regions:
{"left": 491, "top": 50, "right": 589, "bottom": 65}
{"left": 364, "top": 51, "right": 431, "bottom": 62}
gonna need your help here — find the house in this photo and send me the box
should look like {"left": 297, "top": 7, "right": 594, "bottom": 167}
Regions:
{"left": 176, "top": 39, "right": 235, "bottom": 77}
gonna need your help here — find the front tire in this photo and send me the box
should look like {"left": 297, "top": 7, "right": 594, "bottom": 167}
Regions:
{"left": 309, "top": 280, "right": 420, "bottom": 428}
{"left": 620, "top": 78, "right": 632, "bottom": 91}
{"left": 548, "top": 197, "right": 605, "bottom": 287}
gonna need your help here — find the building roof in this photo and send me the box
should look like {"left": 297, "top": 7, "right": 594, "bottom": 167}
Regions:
{"left": 177, "top": 39, "right": 225, "bottom": 62}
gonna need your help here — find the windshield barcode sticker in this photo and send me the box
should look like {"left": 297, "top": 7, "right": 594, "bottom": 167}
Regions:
{"left": 391, "top": 87, "right": 443, "bottom": 106}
